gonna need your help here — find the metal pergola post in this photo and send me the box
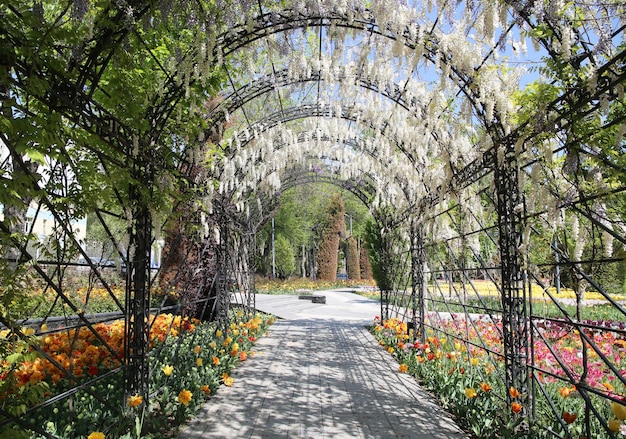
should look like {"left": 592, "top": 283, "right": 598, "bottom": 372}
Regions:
{"left": 495, "top": 144, "right": 530, "bottom": 421}
{"left": 125, "top": 160, "right": 152, "bottom": 406}
{"left": 216, "top": 223, "right": 231, "bottom": 329}
{"left": 411, "top": 219, "right": 426, "bottom": 344}
{"left": 379, "top": 228, "right": 390, "bottom": 321}
{"left": 245, "top": 229, "right": 257, "bottom": 311}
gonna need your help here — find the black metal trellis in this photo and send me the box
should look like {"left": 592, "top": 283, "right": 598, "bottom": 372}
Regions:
{"left": 214, "top": 223, "right": 231, "bottom": 329}
{"left": 208, "top": 69, "right": 428, "bottom": 129}
{"left": 494, "top": 144, "right": 531, "bottom": 418}
{"left": 374, "top": 217, "right": 413, "bottom": 322}
{"left": 223, "top": 103, "right": 426, "bottom": 173}
{"left": 228, "top": 148, "right": 417, "bottom": 224}
{"left": 124, "top": 159, "right": 153, "bottom": 400}
{"left": 227, "top": 224, "right": 257, "bottom": 315}
{"left": 201, "top": 7, "right": 625, "bottom": 437}
{"left": 280, "top": 169, "right": 376, "bottom": 207}
{"left": 411, "top": 219, "right": 426, "bottom": 344}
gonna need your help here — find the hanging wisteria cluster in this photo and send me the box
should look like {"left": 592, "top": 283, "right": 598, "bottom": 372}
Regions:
{"left": 205, "top": 0, "right": 528, "bottom": 213}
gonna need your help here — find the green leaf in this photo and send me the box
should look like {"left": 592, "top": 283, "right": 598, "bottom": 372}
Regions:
{"left": 25, "top": 150, "right": 46, "bottom": 165}
{"left": 5, "top": 352, "right": 24, "bottom": 364}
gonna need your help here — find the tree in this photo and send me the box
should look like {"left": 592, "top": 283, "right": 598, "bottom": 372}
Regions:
{"left": 346, "top": 236, "right": 360, "bottom": 281}
{"left": 316, "top": 193, "right": 345, "bottom": 281}
{"left": 360, "top": 244, "right": 373, "bottom": 281}
{"left": 274, "top": 235, "right": 295, "bottom": 278}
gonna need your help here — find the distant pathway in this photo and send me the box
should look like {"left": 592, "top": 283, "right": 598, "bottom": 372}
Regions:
{"left": 179, "top": 289, "right": 467, "bottom": 439}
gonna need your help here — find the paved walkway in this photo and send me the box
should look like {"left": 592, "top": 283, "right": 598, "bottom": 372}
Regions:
{"left": 179, "top": 289, "right": 467, "bottom": 439}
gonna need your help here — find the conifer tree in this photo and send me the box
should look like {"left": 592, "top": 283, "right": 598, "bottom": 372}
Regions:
{"left": 316, "top": 194, "right": 345, "bottom": 281}
{"left": 346, "top": 236, "right": 360, "bottom": 281}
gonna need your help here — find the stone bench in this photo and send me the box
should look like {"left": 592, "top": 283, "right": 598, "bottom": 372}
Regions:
{"left": 298, "top": 294, "right": 326, "bottom": 304}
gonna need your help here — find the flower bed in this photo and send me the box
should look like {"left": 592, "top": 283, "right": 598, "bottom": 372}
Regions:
{"left": 428, "top": 280, "right": 626, "bottom": 303}
{"left": 371, "top": 316, "right": 626, "bottom": 438}
{"left": 1, "top": 310, "right": 275, "bottom": 438}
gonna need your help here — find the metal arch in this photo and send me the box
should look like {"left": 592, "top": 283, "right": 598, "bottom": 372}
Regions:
{"left": 211, "top": 10, "right": 484, "bottom": 112}
{"left": 233, "top": 151, "right": 380, "bottom": 196}
{"left": 151, "top": 5, "right": 501, "bottom": 147}
{"left": 249, "top": 173, "right": 376, "bottom": 218}
{"left": 222, "top": 159, "right": 382, "bottom": 224}
{"left": 228, "top": 130, "right": 409, "bottom": 183}
{"left": 225, "top": 125, "right": 426, "bottom": 231}
{"left": 231, "top": 157, "right": 381, "bottom": 208}
{"left": 223, "top": 103, "right": 426, "bottom": 170}
{"left": 278, "top": 166, "right": 378, "bottom": 205}
{"left": 206, "top": 68, "right": 426, "bottom": 131}
{"left": 225, "top": 133, "right": 417, "bottom": 208}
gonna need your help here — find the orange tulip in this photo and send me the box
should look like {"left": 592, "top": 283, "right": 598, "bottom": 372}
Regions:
{"left": 511, "top": 402, "right": 523, "bottom": 414}
{"left": 558, "top": 386, "right": 573, "bottom": 398}
{"left": 178, "top": 389, "right": 192, "bottom": 406}
{"left": 127, "top": 394, "right": 143, "bottom": 408}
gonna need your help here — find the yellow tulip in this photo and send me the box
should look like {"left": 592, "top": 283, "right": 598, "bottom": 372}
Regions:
{"left": 608, "top": 418, "right": 621, "bottom": 433}
{"left": 611, "top": 401, "right": 626, "bottom": 421}
{"left": 465, "top": 388, "right": 477, "bottom": 399}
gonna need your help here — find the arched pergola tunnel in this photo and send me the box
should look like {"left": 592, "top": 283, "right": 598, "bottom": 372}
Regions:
{"left": 1, "top": 0, "right": 625, "bottom": 437}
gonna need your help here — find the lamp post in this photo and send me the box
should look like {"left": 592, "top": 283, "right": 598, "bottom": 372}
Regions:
{"left": 271, "top": 217, "right": 276, "bottom": 278}
{"left": 344, "top": 213, "right": 353, "bottom": 279}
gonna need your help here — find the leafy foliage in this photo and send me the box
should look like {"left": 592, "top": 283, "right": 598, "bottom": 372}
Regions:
{"left": 273, "top": 235, "right": 295, "bottom": 279}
